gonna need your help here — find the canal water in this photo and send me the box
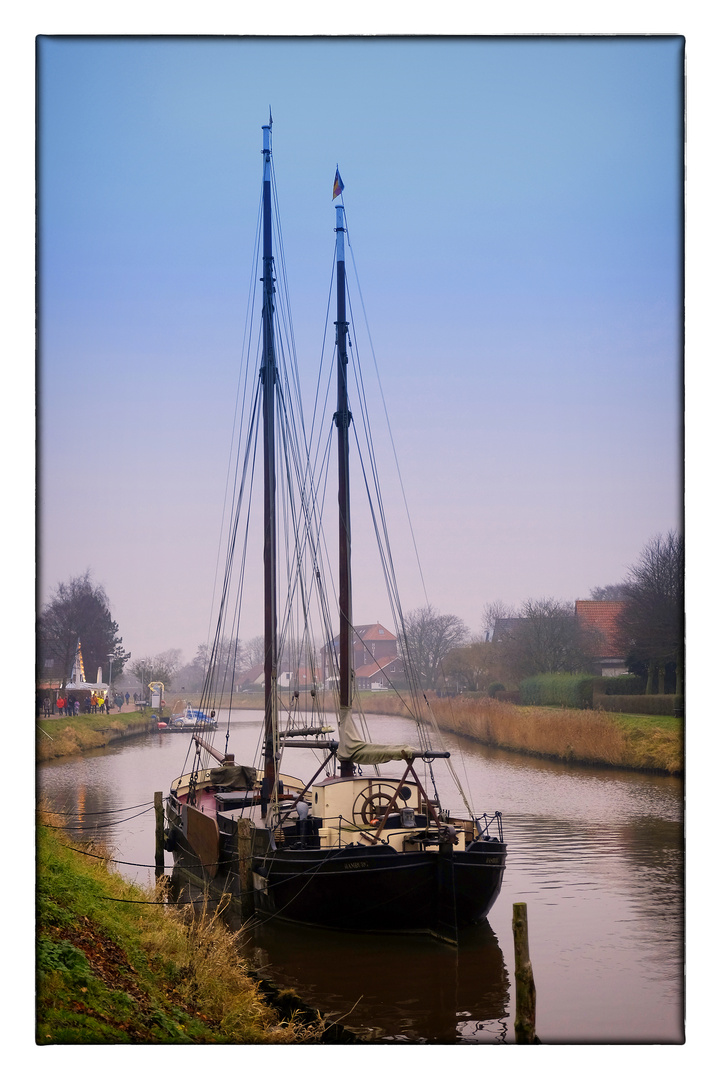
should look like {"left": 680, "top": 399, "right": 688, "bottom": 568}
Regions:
{"left": 38, "top": 711, "right": 684, "bottom": 1044}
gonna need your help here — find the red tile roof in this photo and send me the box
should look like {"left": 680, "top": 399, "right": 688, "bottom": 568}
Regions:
{"left": 355, "top": 622, "right": 396, "bottom": 642}
{"left": 575, "top": 601, "right": 626, "bottom": 656}
{"left": 355, "top": 655, "right": 400, "bottom": 678}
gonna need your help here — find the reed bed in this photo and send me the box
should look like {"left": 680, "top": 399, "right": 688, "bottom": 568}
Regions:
{"left": 359, "top": 692, "right": 682, "bottom": 775}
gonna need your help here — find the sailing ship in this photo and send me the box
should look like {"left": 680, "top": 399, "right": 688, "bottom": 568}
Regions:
{"left": 166, "top": 118, "right": 506, "bottom": 943}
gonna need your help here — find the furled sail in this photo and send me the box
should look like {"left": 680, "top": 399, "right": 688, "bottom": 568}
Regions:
{"left": 337, "top": 707, "right": 420, "bottom": 764}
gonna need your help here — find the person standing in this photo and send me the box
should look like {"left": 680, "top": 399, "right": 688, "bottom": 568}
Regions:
{"left": 125, "top": 692, "right": 130, "bottom": 707}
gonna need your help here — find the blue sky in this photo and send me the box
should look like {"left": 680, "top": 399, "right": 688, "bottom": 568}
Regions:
{"left": 37, "top": 35, "right": 683, "bottom": 663}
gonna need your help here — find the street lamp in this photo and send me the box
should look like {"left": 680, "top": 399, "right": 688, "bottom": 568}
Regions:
{"left": 108, "top": 653, "right": 114, "bottom": 693}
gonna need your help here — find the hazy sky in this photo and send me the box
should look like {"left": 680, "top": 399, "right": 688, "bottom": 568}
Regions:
{"left": 37, "top": 35, "right": 683, "bottom": 665}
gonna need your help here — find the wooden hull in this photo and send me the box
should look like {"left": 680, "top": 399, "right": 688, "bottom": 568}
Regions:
{"left": 252, "top": 842, "right": 505, "bottom": 938}
{"left": 168, "top": 805, "right": 505, "bottom": 940}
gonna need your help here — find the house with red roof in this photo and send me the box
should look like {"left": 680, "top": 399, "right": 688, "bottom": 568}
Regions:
{"left": 321, "top": 622, "right": 406, "bottom": 689}
{"left": 237, "top": 662, "right": 317, "bottom": 692}
{"left": 575, "top": 600, "right": 628, "bottom": 677}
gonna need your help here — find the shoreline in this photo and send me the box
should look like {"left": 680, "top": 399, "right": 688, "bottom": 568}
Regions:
{"left": 36, "top": 818, "right": 327, "bottom": 1044}
{"left": 36, "top": 693, "right": 683, "bottom": 777}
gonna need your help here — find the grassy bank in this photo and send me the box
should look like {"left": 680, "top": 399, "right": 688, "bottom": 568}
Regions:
{"left": 36, "top": 817, "right": 320, "bottom": 1044}
{"left": 37, "top": 711, "right": 155, "bottom": 762}
{"left": 37, "top": 693, "right": 682, "bottom": 776}
{"left": 358, "top": 692, "right": 683, "bottom": 775}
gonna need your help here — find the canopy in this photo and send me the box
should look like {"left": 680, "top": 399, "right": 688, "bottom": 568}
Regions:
{"left": 337, "top": 708, "right": 420, "bottom": 765}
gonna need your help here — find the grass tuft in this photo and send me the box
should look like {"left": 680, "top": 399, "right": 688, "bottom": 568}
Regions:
{"left": 36, "top": 812, "right": 322, "bottom": 1044}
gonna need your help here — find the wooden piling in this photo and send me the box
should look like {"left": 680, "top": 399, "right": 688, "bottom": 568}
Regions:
{"left": 154, "top": 791, "right": 165, "bottom": 879}
{"left": 512, "top": 901, "right": 538, "bottom": 1044}
{"left": 237, "top": 817, "right": 254, "bottom": 919}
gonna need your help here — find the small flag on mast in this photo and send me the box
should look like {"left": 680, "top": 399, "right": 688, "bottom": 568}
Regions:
{"left": 333, "top": 168, "right": 344, "bottom": 200}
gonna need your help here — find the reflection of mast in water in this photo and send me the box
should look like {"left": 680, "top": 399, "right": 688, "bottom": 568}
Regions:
{"left": 76, "top": 784, "right": 86, "bottom": 832}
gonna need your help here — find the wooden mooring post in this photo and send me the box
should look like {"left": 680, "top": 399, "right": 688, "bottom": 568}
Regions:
{"left": 512, "top": 901, "right": 539, "bottom": 1044}
{"left": 154, "top": 791, "right": 165, "bottom": 879}
{"left": 237, "top": 817, "right": 254, "bottom": 920}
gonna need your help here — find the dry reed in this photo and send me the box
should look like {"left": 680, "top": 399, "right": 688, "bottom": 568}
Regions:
{"left": 359, "top": 692, "right": 682, "bottom": 774}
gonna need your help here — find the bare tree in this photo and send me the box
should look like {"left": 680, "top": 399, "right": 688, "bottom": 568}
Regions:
{"left": 482, "top": 600, "right": 517, "bottom": 641}
{"left": 590, "top": 583, "right": 629, "bottom": 601}
{"left": 245, "top": 635, "right": 265, "bottom": 667}
{"left": 129, "top": 649, "right": 182, "bottom": 690}
{"left": 500, "top": 597, "right": 597, "bottom": 680}
{"left": 400, "top": 605, "right": 469, "bottom": 690}
{"left": 442, "top": 638, "right": 506, "bottom": 692}
{"left": 616, "top": 531, "right": 683, "bottom": 693}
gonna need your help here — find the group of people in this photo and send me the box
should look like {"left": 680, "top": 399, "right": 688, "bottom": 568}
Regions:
{"left": 41, "top": 690, "right": 133, "bottom": 716}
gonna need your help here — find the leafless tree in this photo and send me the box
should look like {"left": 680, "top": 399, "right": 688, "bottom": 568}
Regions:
{"left": 482, "top": 600, "right": 518, "bottom": 640}
{"left": 590, "top": 583, "right": 629, "bottom": 601}
{"left": 500, "top": 597, "right": 598, "bottom": 680}
{"left": 616, "top": 531, "right": 683, "bottom": 693}
{"left": 400, "top": 604, "right": 469, "bottom": 690}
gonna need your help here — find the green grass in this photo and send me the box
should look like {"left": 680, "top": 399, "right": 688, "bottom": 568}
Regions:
{"left": 609, "top": 712, "right": 682, "bottom": 734}
{"left": 37, "top": 711, "right": 154, "bottom": 761}
{"left": 36, "top": 817, "right": 320, "bottom": 1044}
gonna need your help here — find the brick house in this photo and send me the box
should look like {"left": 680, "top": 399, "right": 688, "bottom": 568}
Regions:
{"left": 322, "top": 622, "right": 405, "bottom": 689}
{"left": 574, "top": 600, "right": 628, "bottom": 677}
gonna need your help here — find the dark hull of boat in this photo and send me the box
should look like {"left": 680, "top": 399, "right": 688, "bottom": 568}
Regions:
{"left": 253, "top": 842, "right": 506, "bottom": 937}
{"left": 165, "top": 724, "right": 218, "bottom": 734}
{"left": 166, "top": 797, "right": 505, "bottom": 941}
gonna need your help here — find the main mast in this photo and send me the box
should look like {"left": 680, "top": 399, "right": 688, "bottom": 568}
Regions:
{"left": 261, "top": 117, "right": 277, "bottom": 810}
{"left": 335, "top": 201, "right": 354, "bottom": 778}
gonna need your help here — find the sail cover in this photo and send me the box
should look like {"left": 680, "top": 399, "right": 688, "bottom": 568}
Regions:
{"left": 337, "top": 708, "right": 420, "bottom": 764}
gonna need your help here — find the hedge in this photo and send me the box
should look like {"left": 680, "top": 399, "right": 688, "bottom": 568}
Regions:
{"left": 594, "top": 694, "right": 683, "bottom": 716}
{"left": 593, "top": 674, "right": 645, "bottom": 696}
{"left": 520, "top": 674, "right": 595, "bottom": 709}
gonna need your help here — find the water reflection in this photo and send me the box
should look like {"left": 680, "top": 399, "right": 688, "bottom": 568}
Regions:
{"left": 38, "top": 712, "right": 683, "bottom": 1043}
{"left": 230, "top": 914, "right": 510, "bottom": 1043}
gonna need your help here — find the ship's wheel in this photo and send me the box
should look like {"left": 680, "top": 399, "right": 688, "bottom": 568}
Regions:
{"left": 352, "top": 784, "right": 409, "bottom": 826}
